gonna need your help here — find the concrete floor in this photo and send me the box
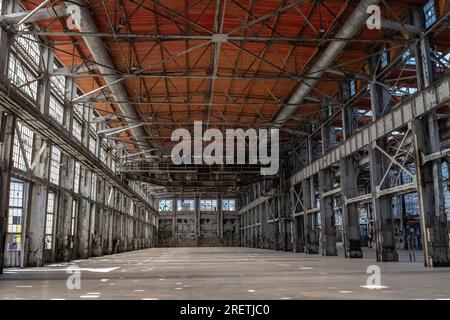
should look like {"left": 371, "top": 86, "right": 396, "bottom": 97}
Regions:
{"left": 0, "top": 247, "right": 449, "bottom": 300}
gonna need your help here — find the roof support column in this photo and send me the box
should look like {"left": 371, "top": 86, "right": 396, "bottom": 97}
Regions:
{"left": 64, "top": 75, "right": 77, "bottom": 133}
{"left": 303, "top": 171, "right": 319, "bottom": 254}
{"left": 339, "top": 84, "right": 363, "bottom": 259}
{"left": 195, "top": 193, "right": 200, "bottom": 247}
{"left": 0, "top": 0, "right": 14, "bottom": 83}
{"left": 37, "top": 42, "right": 54, "bottom": 115}
{"left": 77, "top": 170, "right": 91, "bottom": 258}
{"left": 290, "top": 187, "right": 304, "bottom": 253}
{"left": 301, "top": 133, "right": 319, "bottom": 254}
{"left": 0, "top": 113, "right": 16, "bottom": 274}
{"left": 257, "top": 203, "right": 262, "bottom": 248}
{"left": 411, "top": 9, "right": 450, "bottom": 267}
{"left": 172, "top": 196, "right": 177, "bottom": 247}
{"left": 25, "top": 135, "right": 50, "bottom": 266}
{"left": 319, "top": 102, "right": 337, "bottom": 256}
{"left": 369, "top": 53, "right": 399, "bottom": 262}
{"left": 0, "top": 4, "right": 15, "bottom": 274}
{"left": 319, "top": 169, "right": 337, "bottom": 256}
{"left": 261, "top": 201, "right": 268, "bottom": 248}
{"left": 217, "top": 193, "right": 223, "bottom": 239}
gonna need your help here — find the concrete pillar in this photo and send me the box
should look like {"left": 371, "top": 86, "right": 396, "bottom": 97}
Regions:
{"left": 171, "top": 197, "right": 176, "bottom": 247}
{"left": 341, "top": 157, "right": 363, "bottom": 258}
{"left": 369, "top": 53, "right": 398, "bottom": 262}
{"left": 339, "top": 86, "right": 363, "bottom": 258}
{"left": 261, "top": 202, "right": 268, "bottom": 248}
{"left": 64, "top": 75, "right": 77, "bottom": 132}
{"left": 0, "top": 1, "right": 15, "bottom": 274}
{"left": 411, "top": 9, "right": 450, "bottom": 267}
{"left": 77, "top": 167, "right": 91, "bottom": 258}
{"left": 0, "top": 113, "right": 16, "bottom": 274}
{"left": 275, "top": 197, "right": 282, "bottom": 250}
{"left": 107, "top": 208, "right": 113, "bottom": 254}
{"left": 290, "top": 190, "right": 298, "bottom": 252}
{"left": 0, "top": 0, "right": 14, "bottom": 83}
{"left": 257, "top": 203, "right": 262, "bottom": 248}
{"left": 87, "top": 172, "right": 97, "bottom": 256}
{"left": 57, "top": 192, "right": 73, "bottom": 261}
{"left": 97, "top": 182, "right": 105, "bottom": 255}
{"left": 217, "top": 193, "right": 223, "bottom": 240}
{"left": 303, "top": 177, "right": 319, "bottom": 254}
{"left": 26, "top": 183, "right": 47, "bottom": 266}
{"left": 195, "top": 193, "right": 200, "bottom": 246}
{"left": 37, "top": 45, "right": 54, "bottom": 115}
{"left": 280, "top": 194, "right": 290, "bottom": 251}
{"left": 291, "top": 187, "right": 305, "bottom": 253}
{"left": 240, "top": 212, "right": 244, "bottom": 247}
{"left": 25, "top": 135, "right": 50, "bottom": 266}
{"left": 295, "top": 215, "right": 305, "bottom": 253}
{"left": 318, "top": 101, "right": 337, "bottom": 256}
{"left": 319, "top": 169, "right": 337, "bottom": 256}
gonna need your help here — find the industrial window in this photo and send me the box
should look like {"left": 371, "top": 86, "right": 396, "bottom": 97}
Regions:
{"left": 73, "top": 161, "right": 81, "bottom": 193}
{"left": 15, "top": 25, "right": 40, "bottom": 66}
{"left": 404, "top": 193, "right": 420, "bottom": 216}
{"left": 12, "top": 121, "right": 34, "bottom": 171}
{"left": 45, "top": 192, "right": 55, "bottom": 250}
{"left": 8, "top": 54, "right": 38, "bottom": 100}
{"left": 357, "top": 109, "right": 373, "bottom": 117}
{"left": 90, "top": 114, "right": 97, "bottom": 132}
{"left": 49, "top": 96, "right": 64, "bottom": 125}
{"left": 89, "top": 135, "right": 97, "bottom": 154}
{"left": 72, "top": 119, "right": 82, "bottom": 141}
{"left": 381, "top": 49, "right": 389, "bottom": 69}
{"left": 223, "top": 199, "right": 236, "bottom": 211}
{"left": 49, "top": 146, "right": 61, "bottom": 185}
{"left": 101, "top": 147, "right": 108, "bottom": 164}
{"left": 423, "top": 0, "right": 437, "bottom": 29}
{"left": 433, "top": 51, "right": 450, "bottom": 68}
{"left": 90, "top": 173, "right": 97, "bottom": 200}
{"left": 177, "top": 199, "right": 195, "bottom": 211}
{"left": 6, "top": 180, "right": 24, "bottom": 267}
{"left": 50, "top": 62, "right": 65, "bottom": 97}
{"left": 443, "top": 162, "right": 450, "bottom": 180}
{"left": 392, "top": 87, "right": 418, "bottom": 96}
{"left": 158, "top": 199, "right": 173, "bottom": 212}
{"left": 403, "top": 50, "right": 416, "bottom": 65}
{"left": 349, "top": 80, "right": 356, "bottom": 97}
{"left": 70, "top": 200, "right": 77, "bottom": 248}
{"left": 200, "top": 199, "right": 217, "bottom": 211}
{"left": 74, "top": 103, "right": 84, "bottom": 118}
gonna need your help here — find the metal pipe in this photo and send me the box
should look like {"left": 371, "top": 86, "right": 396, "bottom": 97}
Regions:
{"left": 381, "top": 19, "right": 421, "bottom": 34}
{"left": 1, "top": 1, "right": 154, "bottom": 159}
{"left": 272, "top": 0, "right": 381, "bottom": 128}
{"left": 72, "top": 0, "right": 154, "bottom": 159}
{"left": 0, "top": 4, "right": 68, "bottom": 25}
{"left": 16, "top": 0, "right": 52, "bottom": 27}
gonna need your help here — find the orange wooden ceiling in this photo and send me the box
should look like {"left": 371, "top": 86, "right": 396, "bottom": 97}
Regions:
{"left": 21, "top": 0, "right": 447, "bottom": 151}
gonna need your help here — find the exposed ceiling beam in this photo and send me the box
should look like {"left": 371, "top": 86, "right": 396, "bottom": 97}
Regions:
{"left": 0, "top": 3, "right": 68, "bottom": 25}
{"left": 1, "top": 1, "right": 157, "bottom": 159}
{"left": 272, "top": 0, "right": 381, "bottom": 128}
{"left": 15, "top": 30, "right": 411, "bottom": 44}
{"left": 72, "top": 0, "right": 155, "bottom": 159}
